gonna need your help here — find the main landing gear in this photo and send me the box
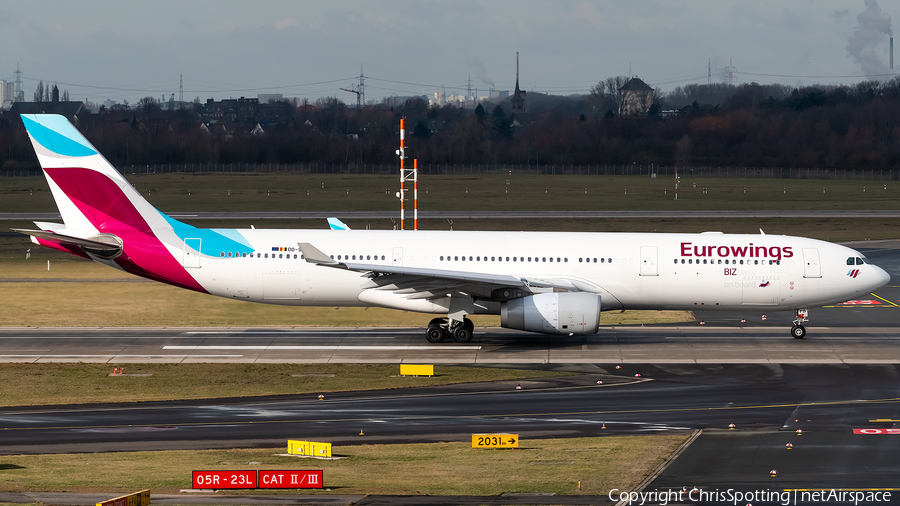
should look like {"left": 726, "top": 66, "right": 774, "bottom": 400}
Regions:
{"left": 791, "top": 309, "right": 809, "bottom": 339}
{"left": 425, "top": 317, "right": 474, "bottom": 343}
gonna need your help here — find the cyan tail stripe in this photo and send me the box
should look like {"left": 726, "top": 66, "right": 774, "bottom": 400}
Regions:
{"left": 21, "top": 115, "right": 98, "bottom": 158}
{"left": 161, "top": 214, "right": 254, "bottom": 256}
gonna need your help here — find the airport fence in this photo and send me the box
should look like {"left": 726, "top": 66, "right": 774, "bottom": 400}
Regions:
{"left": 3, "top": 163, "right": 900, "bottom": 180}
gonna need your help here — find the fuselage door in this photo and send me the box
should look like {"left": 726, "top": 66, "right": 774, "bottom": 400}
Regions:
{"left": 802, "top": 248, "right": 821, "bottom": 278}
{"left": 640, "top": 246, "right": 658, "bottom": 276}
{"left": 183, "top": 238, "right": 201, "bottom": 268}
{"left": 392, "top": 247, "right": 403, "bottom": 266}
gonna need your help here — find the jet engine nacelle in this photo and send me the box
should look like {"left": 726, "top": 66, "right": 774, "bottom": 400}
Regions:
{"left": 501, "top": 292, "right": 601, "bottom": 335}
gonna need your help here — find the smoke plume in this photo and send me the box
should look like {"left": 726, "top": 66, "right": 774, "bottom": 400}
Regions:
{"left": 847, "top": 0, "right": 894, "bottom": 79}
{"left": 469, "top": 58, "right": 495, "bottom": 88}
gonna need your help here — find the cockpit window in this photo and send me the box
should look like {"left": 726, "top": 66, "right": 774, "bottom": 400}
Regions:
{"left": 862, "top": 257, "right": 872, "bottom": 264}
{"left": 847, "top": 257, "right": 855, "bottom": 265}
{"left": 856, "top": 257, "right": 864, "bottom": 265}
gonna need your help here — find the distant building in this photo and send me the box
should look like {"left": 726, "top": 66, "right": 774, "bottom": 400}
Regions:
{"left": 8, "top": 100, "right": 88, "bottom": 117}
{"left": 0, "top": 80, "right": 13, "bottom": 109}
{"left": 489, "top": 89, "right": 509, "bottom": 101}
{"left": 510, "top": 77, "right": 526, "bottom": 114}
{"left": 618, "top": 77, "right": 654, "bottom": 116}
{"left": 258, "top": 93, "right": 283, "bottom": 104}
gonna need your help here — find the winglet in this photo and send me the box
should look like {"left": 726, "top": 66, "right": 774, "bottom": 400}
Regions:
{"left": 298, "top": 242, "right": 339, "bottom": 265}
{"left": 327, "top": 217, "right": 351, "bottom": 231}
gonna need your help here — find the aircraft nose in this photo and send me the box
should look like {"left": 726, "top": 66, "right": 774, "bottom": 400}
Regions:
{"left": 876, "top": 265, "right": 891, "bottom": 287}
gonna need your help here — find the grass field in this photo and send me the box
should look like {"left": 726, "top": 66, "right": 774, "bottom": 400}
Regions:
{"left": 2, "top": 173, "right": 899, "bottom": 213}
{"left": 0, "top": 435, "right": 687, "bottom": 495}
{"left": 0, "top": 363, "right": 575, "bottom": 407}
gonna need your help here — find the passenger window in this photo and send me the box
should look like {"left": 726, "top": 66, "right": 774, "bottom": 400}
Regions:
{"left": 594, "top": 258, "right": 598, "bottom": 263}
{"left": 220, "top": 252, "right": 225, "bottom": 257}
{"left": 512, "top": 257, "right": 516, "bottom": 262}
{"left": 717, "top": 259, "right": 721, "bottom": 264}
{"left": 454, "top": 256, "right": 458, "bottom": 261}
{"left": 681, "top": 259, "right": 685, "bottom": 264}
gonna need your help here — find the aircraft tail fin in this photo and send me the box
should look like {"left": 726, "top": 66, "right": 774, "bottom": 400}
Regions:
{"left": 21, "top": 114, "right": 208, "bottom": 292}
{"left": 21, "top": 114, "right": 174, "bottom": 236}
{"left": 327, "top": 217, "right": 351, "bottom": 230}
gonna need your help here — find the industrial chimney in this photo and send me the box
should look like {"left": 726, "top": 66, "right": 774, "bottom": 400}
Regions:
{"left": 891, "top": 37, "right": 894, "bottom": 70}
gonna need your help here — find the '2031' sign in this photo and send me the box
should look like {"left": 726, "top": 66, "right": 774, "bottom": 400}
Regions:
{"left": 192, "top": 470, "right": 323, "bottom": 489}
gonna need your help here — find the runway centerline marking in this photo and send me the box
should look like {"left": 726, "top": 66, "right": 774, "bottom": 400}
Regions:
{"left": 184, "top": 331, "right": 422, "bottom": 336}
{"left": 164, "top": 345, "right": 482, "bottom": 351}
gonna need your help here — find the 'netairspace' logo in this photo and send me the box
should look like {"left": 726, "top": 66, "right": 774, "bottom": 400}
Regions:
{"left": 608, "top": 488, "right": 892, "bottom": 505}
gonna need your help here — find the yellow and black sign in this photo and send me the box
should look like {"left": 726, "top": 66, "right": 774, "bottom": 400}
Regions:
{"left": 472, "top": 433, "right": 519, "bottom": 448}
{"left": 96, "top": 489, "right": 150, "bottom": 506}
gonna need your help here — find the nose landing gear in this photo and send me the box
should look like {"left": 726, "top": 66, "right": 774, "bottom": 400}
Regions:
{"left": 791, "top": 309, "right": 809, "bottom": 339}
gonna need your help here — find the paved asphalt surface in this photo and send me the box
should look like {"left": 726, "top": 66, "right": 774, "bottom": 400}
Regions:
{"left": 0, "top": 235, "right": 898, "bottom": 504}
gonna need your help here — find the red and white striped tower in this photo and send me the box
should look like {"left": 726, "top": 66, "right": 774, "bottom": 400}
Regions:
{"left": 399, "top": 118, "right": 406, "bottom": 230}
{"left": 413, "top": 158, "right": 418, "bottom": 230}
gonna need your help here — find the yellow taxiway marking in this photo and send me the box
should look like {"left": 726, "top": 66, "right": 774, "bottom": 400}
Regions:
{"left": 871, "top": 293, "right": 900, "bottom": 307}
{"left": 869, "top": 419, "right": 900, "bottom": 422}
{"left": 823, "top": 293, "right": 898, "bottom": 308}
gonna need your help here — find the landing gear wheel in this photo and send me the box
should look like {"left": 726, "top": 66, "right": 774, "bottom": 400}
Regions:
{"left": 426, "top": 324, "right": 445, "bottom": 343}
{"left": 464, "top": 318, "right": 474, "bottom": 334}
{"left": 791, "top": 325, "right": 806, "bottom": 339}
{"left": 452, "top": 324, "right": 472, "bottom": 343}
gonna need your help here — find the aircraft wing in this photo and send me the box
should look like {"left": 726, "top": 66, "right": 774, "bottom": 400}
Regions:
{"left": 297, "top": 242, "right": 601, "bottom": 300}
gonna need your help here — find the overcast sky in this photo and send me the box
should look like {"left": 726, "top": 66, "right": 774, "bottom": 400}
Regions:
{"left": 1, "top": 0, "right": 896, "bottom": 105}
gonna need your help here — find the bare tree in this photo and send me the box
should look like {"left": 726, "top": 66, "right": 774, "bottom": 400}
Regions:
{"left": 33, "top": 81, "right": 44, "bottom": 104}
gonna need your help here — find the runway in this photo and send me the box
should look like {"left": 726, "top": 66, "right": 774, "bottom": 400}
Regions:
{"left": 1, "top": 364, "right": 899, "bottom": 456}
{"left": 3, "top": 326, "right": 900, "bottom": 364}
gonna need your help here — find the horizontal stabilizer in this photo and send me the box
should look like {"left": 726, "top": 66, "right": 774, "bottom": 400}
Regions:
{"left": 13, "top": 229, "right": 121, "bottom": 250}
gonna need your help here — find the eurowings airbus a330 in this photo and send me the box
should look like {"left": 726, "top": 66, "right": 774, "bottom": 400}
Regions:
{"left": 15, "top": 114, "right": 890, "bottom": 342}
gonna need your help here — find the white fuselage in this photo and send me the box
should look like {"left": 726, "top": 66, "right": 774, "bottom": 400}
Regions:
{"left": 165, "top": 230, "right": 888, "bottom": 314}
